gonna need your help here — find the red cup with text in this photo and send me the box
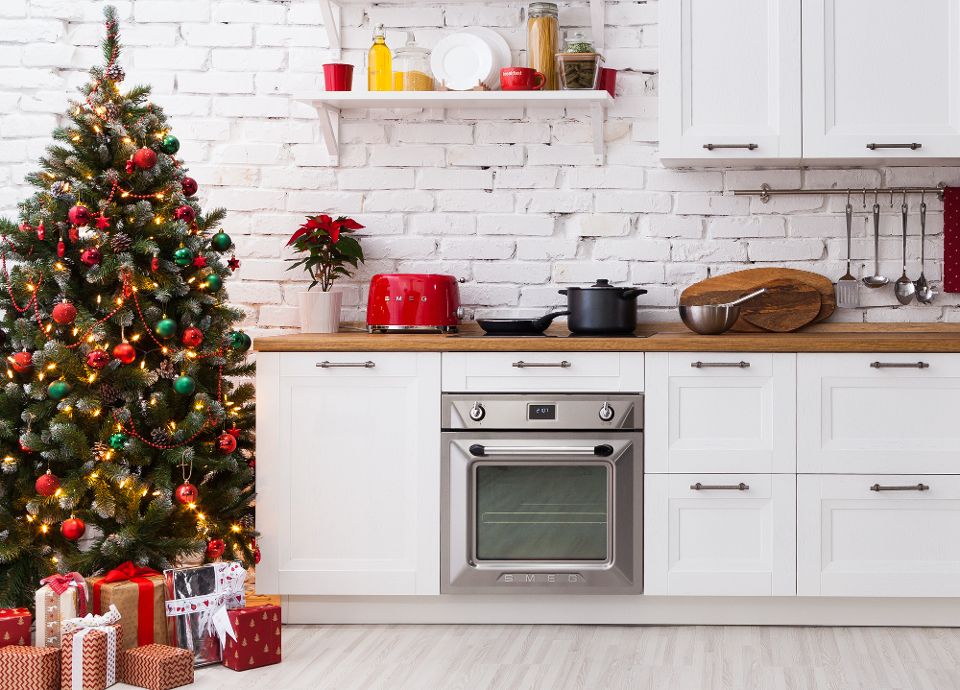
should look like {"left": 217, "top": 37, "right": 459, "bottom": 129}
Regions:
{"left": 323, "top": 63, "right": 354, "bottom": 91}
{"left": 597, "top": 68, "right": 617, "bottom": 97}
{"left": 500, "top": 67, "right": 545, "bottom": 91}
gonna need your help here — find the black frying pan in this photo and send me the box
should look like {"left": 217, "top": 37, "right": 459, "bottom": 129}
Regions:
{"left": 476, "top": 310, "right": 569, "bottom": 335}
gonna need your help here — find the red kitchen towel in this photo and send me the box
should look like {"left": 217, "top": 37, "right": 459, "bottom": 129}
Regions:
{"left": 944, "top": 187, "right": 960, "bottom": 292}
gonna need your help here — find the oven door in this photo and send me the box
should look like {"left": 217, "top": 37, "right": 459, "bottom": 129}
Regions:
{"left": 442, "top": 432, "right": 643, "bottom": 594}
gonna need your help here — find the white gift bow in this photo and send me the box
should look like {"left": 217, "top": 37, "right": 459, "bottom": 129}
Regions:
{"left": 63, "top": 603, "right": 120, "bottom": 689}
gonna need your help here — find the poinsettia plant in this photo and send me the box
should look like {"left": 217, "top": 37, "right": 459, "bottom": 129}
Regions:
{"left": 286, "top": 214, "right": 365, "bottom": 291}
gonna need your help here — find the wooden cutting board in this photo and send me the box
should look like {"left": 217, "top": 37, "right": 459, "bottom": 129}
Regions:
{"left": 738, "top": 279, "right": 822, "bottom": 332}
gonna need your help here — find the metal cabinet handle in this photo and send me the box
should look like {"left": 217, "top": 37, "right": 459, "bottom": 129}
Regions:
{"left": 512, "top": 360, "right": 571, "bottom": 369}
{"left": 317, "top": 360, "right": 376, "bottom": 368}
{"left": 869, "top": 361, "right": 929, "bottom": 369}
{"left": 690, "top": 482, "right": 750, "bottom": 491}
{"left": 870, "top": 483, "right": 929, "bottom": 492}
{"left": 703, "top": 143, "right": 758, "bottom": 151}
{"left": 469, "top": 444, "right": 614, "bottom": 458}
{"left": 691, "top": 361, "right": 750, "bottom": 369}
{"left": 866, "top": 143, "right": 922, "bottom": 150}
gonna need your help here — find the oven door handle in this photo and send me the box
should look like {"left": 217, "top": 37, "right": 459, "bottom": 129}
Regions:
{"left": 468, "top": 444, "right": 614, "bottom": 458}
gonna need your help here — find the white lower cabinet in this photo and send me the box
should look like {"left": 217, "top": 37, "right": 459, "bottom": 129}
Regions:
{"left": 644, "top": 474, "right": 797, "bottom": 596}
{"left": 797, "top": 475, "right": 960, "bottom": 597}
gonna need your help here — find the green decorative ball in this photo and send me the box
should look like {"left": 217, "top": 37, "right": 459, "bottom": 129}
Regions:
{"left": 173, "top": 374, "right": 196, "bottom": 395}
{"left": 108, "top": 432, "right": 128, "bottom": 450}
{"left": 210, "top": 232, "right": 232, "bottom": 252}
{"left": 160, "top": 134, "right": 180, "bottom": 155}
{"left": 204, "top": 273, "right": 223, "bottom": 292}
{"left": 229, "top": 331, "right": 252, "bottom": 352}
{"left": 173, "top": 247, "right": 194, "bottom": 267}
{"left": 47, "top": 380, "right": 71, "bottom": 400}
{"left": 155, "top": 318, "right": 177, "bottom": 338}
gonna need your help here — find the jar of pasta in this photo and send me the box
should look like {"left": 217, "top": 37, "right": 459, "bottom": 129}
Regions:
{"left": 393, "top": 32, "right": 434, "bottom": 91}
{"left": 527, "top": 2, "right": 559, "bottom": 90}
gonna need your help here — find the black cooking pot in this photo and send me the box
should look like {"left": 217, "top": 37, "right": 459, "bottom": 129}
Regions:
{"left": 559, "top": 279, "right": 647, "bottom": 335}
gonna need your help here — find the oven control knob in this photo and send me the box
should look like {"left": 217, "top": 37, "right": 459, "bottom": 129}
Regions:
{"left": 598, "top": 402, "right": 615, "bottom": 422}
{"left": 469, "top": 402, "right": 486, "bottom": 422}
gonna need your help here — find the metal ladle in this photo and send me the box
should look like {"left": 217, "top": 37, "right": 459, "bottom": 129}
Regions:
{"left": 894, "top": 191, "right": 916, "bottom": 305}
{"left": 915, "top": 192, "right": 936, "bottom": 304}
{"left": 862, "top": 189, "right": 888, "bottom": 288}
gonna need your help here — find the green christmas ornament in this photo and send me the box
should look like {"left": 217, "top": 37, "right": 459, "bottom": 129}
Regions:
{"left": 160, "top": 134, "right": 180, "bottom": 154}
{"left": 210, "top": 232, "right": 232, "bottom": 252}
{"left": 47, "top": 380, "right": 71, "bottom": 400}
{"left": 204, "top": 273, "right": 223, "bottom": 292}
{"left": 229, "top": 331, "right": 252, "bottom": 352}
{"left": 109, "top": 432, "right": 128, "bottom": 450}
{"left": 155, "top": 318, "right": 177, "bottom": 338}
{"left": 173, "top": 374, "right": 196, "bottom": 395}
{"left": 173, "top": 247, "right": 194, "bottom": 266}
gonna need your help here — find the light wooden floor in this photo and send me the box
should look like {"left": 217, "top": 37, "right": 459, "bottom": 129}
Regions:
{"left": 116, "top": 624, "right": 960, "bottom": 690}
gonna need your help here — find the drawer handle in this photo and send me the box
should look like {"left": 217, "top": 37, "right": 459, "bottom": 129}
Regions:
{"left": 512, "top": 360, "right": 571, "bottom": 369}
{"left": 866, "top": 142, "right": 922, "bottom": 150}
{"left": 703, "top": 143, "right": 758, "bottom": 151}
{"left": 869, "top": 483, "right": 929, "bottom": 492}
{"left": 317, "top": 361, "right": 376, "bottom": 369}
{"left": 690, "top": 482, "right": 750, "bottom": 491}
{"left": 690, "top": 361, "right": 750, "bottom": 369}
{"left": 470, "top": 444, "right": 614, "bottom": 458}
{"left": 869, "top": 361, "right": 929, "bottom": 369}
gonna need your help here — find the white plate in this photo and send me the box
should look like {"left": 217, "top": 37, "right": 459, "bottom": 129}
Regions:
{"left": 431, "top": 32, "right": 494, "bottom": 91}
{"left": 462, "top": 27, "right": 512, "bottom": 90}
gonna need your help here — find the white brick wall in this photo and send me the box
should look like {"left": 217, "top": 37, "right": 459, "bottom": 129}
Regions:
{"left": 1, "top": 0, "right": 957, "bottom": 334}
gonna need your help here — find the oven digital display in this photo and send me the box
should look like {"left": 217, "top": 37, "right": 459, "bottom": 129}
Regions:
{"left": 527, "top": 404, "right": 556, "bottom": 420}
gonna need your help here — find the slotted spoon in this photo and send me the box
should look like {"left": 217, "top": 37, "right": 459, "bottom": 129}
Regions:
{"left": 836, "top": 201, "right": 858, "bottom": 308}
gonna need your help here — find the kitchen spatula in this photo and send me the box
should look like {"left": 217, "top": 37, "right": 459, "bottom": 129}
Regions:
{"left": 836, "top": 201, "right": 859, "bottom": 308}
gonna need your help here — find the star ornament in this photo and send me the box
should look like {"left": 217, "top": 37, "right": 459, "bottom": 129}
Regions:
{"left": 192, "top": 255, "right": 208, "bottom": 268}
{"left": 95, "top": 214, "right": 111, "bottom": 230}
{"left": 227, "top": 255, "right": 241, "bottom": 271}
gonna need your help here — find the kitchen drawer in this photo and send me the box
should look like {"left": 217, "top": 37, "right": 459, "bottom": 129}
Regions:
{"left": 645, "top": 353, "right": 796, "bottom": 473}
{"left": 441, "top": 352, "right": 644, "bottom": 392}
{"left": 798, "top": 353, "right": 960, "bottom": 474}
{"left": 644, "top": 473, "right": 796, "bottom": 596}
{"left": 279, "top": 352, "right": 420, "bottom": 378}
{"left": 798, "top": 474, "right": 960, "bottom": 597}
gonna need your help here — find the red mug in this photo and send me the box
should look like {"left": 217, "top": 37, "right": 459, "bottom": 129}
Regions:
{"left": 597, "top": 68, "right": 617, "bottom": 97}
{"left": 500, "top": 67, "right": 545, "bottom": 91}
{"left": 323, "top": 63, "right": 354, "bottom": 91}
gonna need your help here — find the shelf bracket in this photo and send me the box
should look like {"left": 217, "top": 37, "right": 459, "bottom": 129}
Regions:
{"left": 319, "top": 0, "right": 342, "bottom": 55}
{"left": 316, "top": 103, "right": 340, "bottom": 166}
{"left": 591, "top": 101, "right": 604, "bottom": 165}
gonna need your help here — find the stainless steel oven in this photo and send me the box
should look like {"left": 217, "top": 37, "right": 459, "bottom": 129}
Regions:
{"left": 441, "top": 393, "right": 643, "bottom": 594}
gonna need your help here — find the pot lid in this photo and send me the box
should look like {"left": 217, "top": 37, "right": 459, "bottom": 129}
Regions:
{"left": 584, "top": 279, "right": 622, "bottom": 289}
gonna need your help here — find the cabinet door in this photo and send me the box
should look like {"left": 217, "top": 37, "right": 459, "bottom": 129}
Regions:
{"left": 256, "top": 352, "right": 440, "bottom": 596}
{"left": 798, "top": 475, "right": 960, "bottom": 596}
{"left": 441, "top": 352, "right": 644, "bottom": 393}
{"left": 798, "top": 354, "right": 960, "bottom": 474}
{"left": 803, "top": 0, "right": 960, "bottom": 160}
{"left": 659, "top": 0, "right": 802, "bottom": 164}
{"left": 645, "top": 353, "right": 796, "bottom": 474}
{"left": 645, "top": 474, "right": 796, "bottom": 596}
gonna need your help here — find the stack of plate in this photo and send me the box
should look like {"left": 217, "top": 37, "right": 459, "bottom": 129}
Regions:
{"left": 431, "top": 27, "right": 511, "bottom": 91}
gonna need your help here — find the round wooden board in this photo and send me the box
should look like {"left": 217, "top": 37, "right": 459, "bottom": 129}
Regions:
{"left": 738, "top": 279, "right": 822, "bottom": 332}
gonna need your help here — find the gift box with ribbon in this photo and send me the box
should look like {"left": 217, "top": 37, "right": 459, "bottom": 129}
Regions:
{"left": 0, "top": 607, "right": 31, "bottom": 648}
{"left": 60, "top": 604, "right": 123, "bottom": 690}
{"left": 0, "top": 645, "right": 60, "bottom": 690}
{"left": 35, "top": 572, "right": 88, "bottom": 648}
{"left": 222, "top": 604, "right": 282, "bottom": 672}
{"left": 87, "top": 561, "right": 167, "bottom": 650}
{"left": 163, "top": 561, "right": 246, "bottom": 667}
{"left": 118, "top": 644, "right": 194, "bottom": 690}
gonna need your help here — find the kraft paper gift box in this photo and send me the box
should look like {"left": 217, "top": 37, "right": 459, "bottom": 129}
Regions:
{"left": 117, "top": 644, "right": 194, "bottom": 690}
{"left": 0, "top": 607, "right": 31, "bottom": 648}
{"left": 222, "top": 604, "right": 282, "bottom": 672}
{"left": 60, "top": 605, "right": 123, "bottom": 690}
{"left": 86, "top": 561, "right": 167, "bottom": 650}
{"left": 34, "top": 572, "right": 88, "bottom": 648}
{"left": 0, "top": 645, "right": 60, "bottom": 690}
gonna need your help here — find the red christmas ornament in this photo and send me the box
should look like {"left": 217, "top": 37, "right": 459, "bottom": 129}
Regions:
{"left": 174, "top": 205, "right": 196, "bottom": 224}
{"left": 19, "top": 439, "right": 33, "bottom": 453}
{"left": 11, "top": 351, "right": 32, "bottom": 373}
{"left": 85, "top": 349, "right": 110, "bottom": 370}
{"left": 57, "top": 240, "right": 65, "bottom": 258}
{"left": 253, "top": 539, "right": 261, "bottom": 564}
{"left": 51, "top": 301, "right": 77, "bottom": 325}
{"left": 132, "top": 147, "right": 157, "bottom": 170}
{"left": 205, "top": 538, "right": 225, "bottom": 560}
{"left": 125, "top": 159, "right": 134, "bottom": 174}
{"left": 68, "top": 205, "right": 91, "bottom": 226}
{"left": 19, "top": 222, "right": 31, "bottom": 233}
{"left": 227, "top": 255, "right": 240, "bottom": 271}
{"left": 192, "top": 255, "right": 207, "bottom": 268}
{"left": 247, "top": 458, "right": 255, "bottom": 470}
{"left": 181, "top": 327, "right": 203, "bottom": 349}
{"left": 68, "top": 226, "right": 79, "bottom": 243}
{"left": 95, "top": 214, "right": 111, "bottom": 230}
{"left": 60, "top": 517, "right": 86, "bottom": 541}
{"left": 35, "top": 470, "right": 60, "bottom": 497}
{"left": 226, "top": 427, "right": 241, "bottom": 440}
{"left": 112, "top": 342, "right": 136, "bottom": 365}
{"left": 181, "top": 177, "right": 198, "bottom": 197}
{"left": 80, "top": 247, "right": 103, "bottom": 266}
{"left": 174, "top": 482, "right": 199, "bottom": 505}
{"left": 216, "top": 432, "right": 237, "bottom": 455}
{"left": 36, "top": 222, "right": 45, "bottom": 241}
{"left": 151, "top": 255, "right": 160, "bottom": 272}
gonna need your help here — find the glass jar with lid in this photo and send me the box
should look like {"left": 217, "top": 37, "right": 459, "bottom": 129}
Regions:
{"left": 556, "top": 30, "right": 603, "bottom": 90}
{"left": 393, "top": 32, "right": 434, "bottom": 91}
{"left": 527, "top": 2, "right": 559, "bottom": 90}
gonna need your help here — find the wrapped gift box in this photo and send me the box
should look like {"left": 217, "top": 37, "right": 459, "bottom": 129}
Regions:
{"left": 0, "top": 607, "right": 31, "bottom": 648}
{"left": 0, "top": 645, "right": 60, "bottom": 690}
{"left": 118, "top": 644, "right": 193, "bottom": 690}
{"left": 223, "top": 604, "right": 281, "bottom": 672}
{"left": 35, "top": 573, "right": 88, "bottom": 648}
{"left": 60, "top": 606, "right": 123, "bottom": 690}
{"left": 87, "top": 562, "right": 167, "bottom": 650}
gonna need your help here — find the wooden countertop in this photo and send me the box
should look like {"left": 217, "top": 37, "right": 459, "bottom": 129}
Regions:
{"left": 255, "top": 324, "right": 960, "bottom": 353}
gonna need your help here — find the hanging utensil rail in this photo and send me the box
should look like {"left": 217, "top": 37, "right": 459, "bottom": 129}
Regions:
{"left": 734, "top": 182, "right": 947, "bottom": 204}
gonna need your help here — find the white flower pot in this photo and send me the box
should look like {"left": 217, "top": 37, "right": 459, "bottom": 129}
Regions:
{"left": 299, "top": 289, "right": 343, "bottom": 333}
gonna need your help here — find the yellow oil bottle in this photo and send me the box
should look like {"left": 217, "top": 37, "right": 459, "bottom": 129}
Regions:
{"left": 368, "top": 24, "right": 393, "bottom": 91}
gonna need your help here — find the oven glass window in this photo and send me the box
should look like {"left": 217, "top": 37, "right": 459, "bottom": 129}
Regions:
{"left": 475, "top": 465, "right": 608, "bottom": 561}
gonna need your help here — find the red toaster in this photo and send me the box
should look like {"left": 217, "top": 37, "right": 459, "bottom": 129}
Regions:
{"left": 366, "top": 273, "right": 463, "bottom": 333}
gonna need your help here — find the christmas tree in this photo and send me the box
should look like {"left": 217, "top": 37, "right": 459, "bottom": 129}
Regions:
{"left": 0, "top": 6, "right": 256, "bottom": 607}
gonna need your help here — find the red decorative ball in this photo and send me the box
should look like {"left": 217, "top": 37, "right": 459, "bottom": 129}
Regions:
{"left": 80, "top": 247, "right": 103, "bottom": 267}
{"left": 174, "top": 205, "right": 196, "bottom": 224}
{"left": 181, "top": 327, "right": 203, "bottom": 349}
{"left": 132, "top": 147, "right": 157, "bottom": 170}
{"left": 181, "top": 177, "right": 198, "bottom": 197}
{"left": 174, "top": 482, "right": 199, "bottom": 505}
{"left": 11, "top": 351, "right": 32, "bottom": 373}
{"left": 206, "top": 538, "right": 225, "bottom": 560}
{"left": 52, "top": 301, "right": 77, "bottom": 325}
{"left": 60, "top": 517, "right": 86, "bottom": 541}
{"left": 112, "top": 342, "right": 137, "bottom": 365}
{"left": 216, "top": 432, "right": 237, "bottom": 455}
{"left": 68, "top": 205, "right": 91, "bottom": 226}
{"left": 35, "top": 470, "right": 60, "bottom": 497}
{"left": 86, "top": 349, "right": 111, "bottom": 370}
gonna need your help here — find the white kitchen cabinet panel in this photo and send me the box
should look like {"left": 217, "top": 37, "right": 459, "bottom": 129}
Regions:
{"left": 441, "top": 352, "right": 643, "bottom": 392}
{"left": 798, "top": 354, "right": 960, "bottom": 474}
{"left": 798, "top": 474, "right": 960, "bottom": 596}
{"left": 256, "top": 352, "right": 440, "bottom": 596}
{"left": 645, "top": 353, "right": 796, "bottom": 474}
{"left": 645, "top": 474, "right": 796, "bottom": 596}
{"left": 659, "top": 0, "right": 802, "bottom": 164}
{"left": 803, "top": 0, "right": 960, "bottom": 160}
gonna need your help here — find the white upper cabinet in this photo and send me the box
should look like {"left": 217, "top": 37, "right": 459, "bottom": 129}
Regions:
{"left": 659, "top": 0, "right": 802, "bottom": 164}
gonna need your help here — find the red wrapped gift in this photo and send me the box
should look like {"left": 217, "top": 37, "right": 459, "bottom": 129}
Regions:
{"left": 0, "top": 645, "right": 60, "bottom": 690}
{"left": 118, "top": 644, "right": 193, "bottom": 690}
{"left": 60, "top": 605, "right": 123, "bottom": 690}
{"left": 87, "top": 561, "right": 167, "bottom": 650}
{"left": 222, "top": 604, "right": 281, "bottom": 672}
{"left": 0, "top": 607, "right": 31, "bottom": 648}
